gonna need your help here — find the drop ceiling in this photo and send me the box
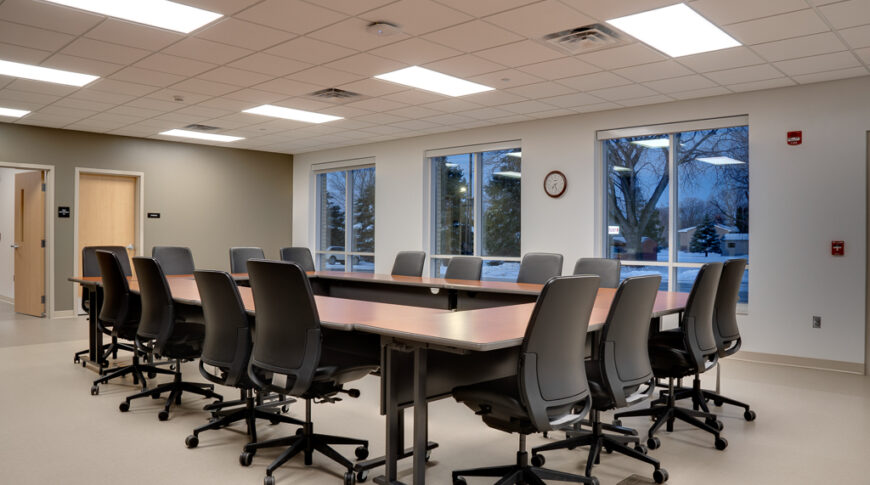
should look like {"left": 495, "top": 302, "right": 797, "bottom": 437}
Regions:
{"left": 0, "top": 0, "right": 868, "bottom": 154}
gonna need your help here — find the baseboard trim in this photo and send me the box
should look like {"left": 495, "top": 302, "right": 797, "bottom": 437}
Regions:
{"left": 733, "top": 351, "right": 864, "bottom": 375}
{"left": 0, "top": 295, "right": 13, "bottom": 304}
{"left": 52, "top": 310, "right": 76, "bottom": 319}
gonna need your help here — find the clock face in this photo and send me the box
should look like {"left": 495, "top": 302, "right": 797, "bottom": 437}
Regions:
{"left": 544, "top": 171, "right": 566, "bottom": 198}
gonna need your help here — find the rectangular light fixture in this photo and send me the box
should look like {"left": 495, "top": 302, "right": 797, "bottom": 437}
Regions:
{"left": 607, "top": 3, "right": 740, "bottom": 57}
{"left": 0, "top": 107, "right": 30, "bottom": 118}
{"left": 631, "top": 138, "right": 670, "bottom": 148}
{"left": 160, "top": 129, "right": 243, "bottom": 143}
{"left": 374, "top": 66, "right": 494, "bottom": 97}
{"left": 0, "top": 59, "right": 98, "bottom": 87}
{"left": 696, "top": 156, "right": 745, "bottom": 165}
{"left": 243, "top": 105, "right": 343, "bottom": 124}
{"left": 494, "top": 171, "right": 522, "bottom": 178}
{"left": 43, "top": 0, "right": 222, "bottom": 34}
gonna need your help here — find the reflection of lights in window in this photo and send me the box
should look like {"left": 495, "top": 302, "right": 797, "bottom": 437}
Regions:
{"left": 612, "top": 166, "right": 633, "bottom": 172}
{"left": 696, "top": 156, "right": 745, "bottom": 165}
{"left": 459, "top": 186, "right": 467, "bottom": 192}
{"left": 506, "top": 151, "right": 522, "bottom": 157}
{"left": 444, "top": 163, "right": 459, "bottom": 167}
{"left": 493, "top": 171, "right": 521, "bottom": 178}
{"left": 631, "top": 138, "right": 669, "bottom": 148}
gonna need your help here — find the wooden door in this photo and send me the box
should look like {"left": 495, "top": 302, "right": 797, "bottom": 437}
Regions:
{"left": 78, "top": 173, "right": 137, "bottom": 280}
{"left": 13, "top": 170, "right": 45, "bottom": 317}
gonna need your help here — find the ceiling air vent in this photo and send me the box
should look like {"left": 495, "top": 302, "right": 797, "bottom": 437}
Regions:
{"left": 309, "top": 88, "right": 361, "bottom": 100}
{"left": 541, "top": 23, "right": 624, "bottom": 54}
{"left": 183, "top": 123, "right": 221, "bottom": 131}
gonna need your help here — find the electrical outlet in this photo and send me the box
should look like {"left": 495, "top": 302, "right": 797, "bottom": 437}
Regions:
{"left": 812, "top": 316, "right": 821, "bottom": 329}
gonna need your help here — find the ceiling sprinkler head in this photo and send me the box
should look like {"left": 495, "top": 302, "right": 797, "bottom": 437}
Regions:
{"left": 173, "top": 95, "right": 184, "bottom": 102}
{"left": 366, "top": 21, "right": 400, "bottom": 37}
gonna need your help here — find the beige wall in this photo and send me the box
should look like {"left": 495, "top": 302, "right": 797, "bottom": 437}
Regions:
{"left": 0, "top": 123, "right": 293, "bottom": 312}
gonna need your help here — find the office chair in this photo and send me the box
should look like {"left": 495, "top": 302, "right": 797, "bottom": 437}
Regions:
{"left": 516, "top": 252, "right": 563, "bottom": 284}
{"left": 151, "top": 246, "right": 195, "bottom": 275}
{"left": 230, "top": 247, "right": 265, "bottom": 274}
{"left": 614, "top": 263, "right": 728, "bottom": 451}
{"left": 531, "top": 275, "right": 669, "bottom": 484}
{"left": 90, "top": 250, "right": 177, "bottom": 395}
{"left": 239, "top": 260, "right": 376, "bottom": 485}
{"left": 451, "top": 275, "right": 601, "bottom": 485}
{"left": 184, "top": 270, "right": 302, "bottom": 449}
{"left": 279, "top": 247, "right": 316, "bottom": 272}
{"left": 119, "top": 257, "right": 222, "bottom": 421}
{"left": 74, "top": 245, "right": 134, "bottom": 367}
{"left": 444, "top": 256, "right": 482, "bottom": 281}
{"left": 390, "top": 250, "right": 426, "bottom": 277}
{"left": 573, "top": 258, "right": 621, "bottom": 288}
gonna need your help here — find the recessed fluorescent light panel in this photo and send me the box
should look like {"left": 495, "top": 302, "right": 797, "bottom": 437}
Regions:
{"left": 607, "top": 3, "right": 740, "bottom": 57}
{"left": 631, "top": 138, "right": 670, "bottom": 148}
{"left": 374, "top": 66, "right": 494, "bottom": 97}
{"left": 0, "top": 107, "right": 30, "bottom": 118}
{"left": 696, "top": 156, "right": 745, "bottom": 165}
{"left": 43, "top": 0, "right": 222, "bottom": 34}
{"left": 160, "top": 129, "right": 243, "bottom": 143}
{"left": 243, "top": 105, "right": 343, "bottom": 124}
{"left": 0, "top": 59, "right": 98, "bottom": 87}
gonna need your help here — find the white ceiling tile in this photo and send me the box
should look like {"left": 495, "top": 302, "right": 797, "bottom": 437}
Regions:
{"left": 753, "top": 32, "right": 848, "bottom": 62}
{"left": 39, "top": 105, "right": 99, "bottom": 119}
{"left": 109, "top": 126, "right": 158, "bottom": 137}
{"left": 229, "top": 53, "right": 312, "bottom": 77}
{"left": 432, "top": 0, "right": 540, "bottom": 17}
{"left": 819, "top": 0, "right": 870, "bottom": 29}
{"left": 462, "top": 89, "right": 527, "bottom": 106}
{"left": 588, "top": 83, "right": 658, "bottom": 101}
{"left": 775, "top": 51, "right": 861, "bottom": 75}
{"left": 557, "top": 71, "right": 633, "bottom": 91}
{"left": 559, "top": 0, "right": 679, "bottom": 21}
{"left": 499, "top": 99, "right": 560, "bottom": 114}
{"left": 506, "top": 81, "right": 576, "bottom": 98}
{"left": 420, "top": 112, "right": 475, "bottom": 125}
{"left": 60, "top": 38, "right": 151, "bottom": 65}
{"left": 669, "top": 86, "right": 732, "bottom": 100}
{"left": 303, "top": 0, "right": 396, "bottom": 16}
{"left": 469, "top": 69, "right": 544, "bottom": 88}
{"left": 162, "top": 38, "right": 252, "bottom": 65}
{"left": 135, "top": 53, "right": 217, "bottom": 77}
{"left": 355, "top": 112, "right": 409, "bottom": 124}
{"left": 612, "top": 60, "right": 694, "bottom": 83}
{"left": 705, "top": 64, "right": 786, "bottom": 84}
{"left": 268, "top": 97, "right": 334, "bottom": 111}
{"left": 0, "top": 42, "right": 51, "bottom": 64}
{"left": 422, "top": 20, "right": 523, "bottom": 52}
{"left": 381, "top": 90, "right": 446, "bottom": 105}
{"left": 43, "top": 53, "right": 123, "bottom": 76}
{"left": 19, "top": 116, "right": 73, "bottom": 128}
{"left": 459, "top": 106, "right": 513, "bottom": 120}
{"left": 677, "top": 47, "right": 766, "bottom": 72}
{"left": 857, "top": 47, "right": 870, "bottom": 64}
{"left": 197, "top": 18, "right": 296, "bottom": 50}
{"left": 289, "top": 66, "right": 364, "bottom": 87}
{"left": 308, "top": 18, "right": 410, "bottom": 51}
{"left": 487, "top": 113, "right": 534, "bottom": 124}
{"left": 570, "top": 101, "right": 622, "bottom": 113}
{"left": 0, "top": 20, "right": 74, "bottom": 51}
{"left": 362, "top": 0, "right": 473, "bottom": 35}
{"left": 266, "top": 36, "right": 356, "bottom": 64}
{"left": 527, "top": 108, "right": 576, "bottom": 119}
{"left": 328, "top": 118, "right": 376, "bottom": 129}
{"left": 387, "top": 105, "right": 445, "bottom": 118}
{"left": 147, "top": 89, "right": 212, "bottom": 105}
{"left": 369, "top": 38, "right": 462, "bottom": 65}
{"left": 725, "top": 9, "right": 829, "bottom": 45}
{"left": 166, "top": 0, "right": 261, "bottom": 16}
{"left": 171, "top": 78, "right": 240, "bottom": 97}
{"left": 86, "top": 78, "right": 161, "bottom": 97}
{"left": 125, "top": 97, "right": 186, "bottom": 112}
{"left": 52, "top": 97, "right": 115, "bottom": 112}
{"left": 84, "top": 19, "right": 184, "bottom": 51}
{"left": 517, "top": 57, "right": 600, "bottom": 80}
{"left": 0, "top": 88, "right": 60, "bottom": 106}
{"left": 237, "top": 0, "right": 347, "bottom": 34}
{"left": 326, "top": 53, "right": 406, "bottom": 77}
{"left": 839, "top": 24, "right": 870, "bottom": 49}
{"left": 726, "top": 77, "right": 796, "bottom": 92}
{"left": 420, "top": 98, "right": 481, "bottom": 112}
{"left": 64, "top": 121, "right": 118, "bottom": 132}
{"left": 79, "top": 112, "right": 143, "bottom": 126}
{"left": 104, "top": 105, "right": 165, "bottom": 118}
{"left": 338, "top": 78, "right": 407, "bottom": 97}
{"left": 344, "top": 97, "right": 409, "bottom": 112}
{"left": 805, "top": 0, "right": 842, "bottom": 5}
{"left": 255, "top": 77, "right": 323, "bottom": 96}
{"left": 109, "top": 67, "right": 186, "bottom": 87}
{"left": 5, "top": 78, "right": 78, "bottom": 96}
{"left": 618, "top": 94, "right": 675, "bottom": 107}
{"left": 0, "top": 0, "right": 102, "bottom": 35}
{"left": 423, "top": 54, "right": 504, "bottom": 77}
{"left": 643, "top": 74, "right": 718, "bottom": 93}
{"left": 690, "top": 0, "right": 810, "bottom": 25}
{"left": 484, "top": 0, "right": 595, "bottom": 39}
{"left": 577, "top": 43, "right": 666, "bottom": 70}
{"left": 475, "top": 40, "right": 564, "bottom": 67}
{"left": 792, "top": 66, "right": 869, "bottom": 84}
{"left": 197, "top": 66, "right": 274, "bottom": 87}
{"left": 67, "top": 88, "right": 136, "bottom": 105}
{"left": 173, "top": 105, "right": 233, "bottom": 119}
{"left": 361, "top": 124, "right": 413, "bottom": 135}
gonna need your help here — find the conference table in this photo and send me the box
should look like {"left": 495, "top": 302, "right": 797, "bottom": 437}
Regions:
{"left": 70, "top": 271, "right": 688, "bottom": 485}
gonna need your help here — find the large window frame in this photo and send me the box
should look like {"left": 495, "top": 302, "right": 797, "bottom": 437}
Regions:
{"left": 598, "top": 116, "right": 749, "bottom": 311}
{"left": 314, "top": 160, "right": 375, "bottom": 273}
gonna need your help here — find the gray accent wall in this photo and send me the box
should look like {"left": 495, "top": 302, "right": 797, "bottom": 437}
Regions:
{"left": 0, "top": 123, "right": 293, "bottom": 312}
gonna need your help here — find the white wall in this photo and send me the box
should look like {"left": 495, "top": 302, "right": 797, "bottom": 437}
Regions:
{"left": 293, "top": 76, "right": 870, "bottom": 366}
{"left": 0, "top": 168, "right": 30, "bottom": 301}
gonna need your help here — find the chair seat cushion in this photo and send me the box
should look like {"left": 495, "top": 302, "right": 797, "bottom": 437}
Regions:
{"left": 453, "top": 376, "right": 538, "bottom": 434}
{"left": 584, "top": 361, "right": 615, "bottom": 410}
{"left": 648, "top": 329, "right": 696, "bottom": 378}
{"left": 162, "top": 321, "right": 206, "bottom": 359}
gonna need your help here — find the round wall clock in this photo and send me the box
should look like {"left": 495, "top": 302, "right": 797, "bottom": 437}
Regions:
{"left": 544, "top": 170, "right": 567, "bottom": 198}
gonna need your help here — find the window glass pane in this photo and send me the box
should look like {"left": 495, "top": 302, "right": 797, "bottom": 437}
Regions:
{"left": 606, "top": 135, "right": 669, "bottom": 262}
{"left": 318, "top": 171, "right": 346, "bottom": 251}
{"left": 482, "top": 260, "right": 520, "bottom": 282}
{"left": 619, "top": 265, "right": 668, "bottom": 291}
{"left": 430, "top": 257, "right": 450, "bottom": 277}
{"left": 351, "top": 167, "right": 375, "bottom": 253}
{"left": 481, "top": 149, "right": 521, "bottom": 257}
{"left": 676, "top": 126, "right": 749, "bottom": 263}
{"left": 432, "top": 154, "right": 474, "bottom": 255}
{"left": 318, "top": 252, "right": 345, "bottom": 272}
{"left": 351, "top": 255, "right": 375, "bottom": 273}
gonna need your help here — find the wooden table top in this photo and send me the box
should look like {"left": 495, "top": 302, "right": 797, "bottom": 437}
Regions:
{"left": 309, "top": 271, "right": 544, "bottom": 295}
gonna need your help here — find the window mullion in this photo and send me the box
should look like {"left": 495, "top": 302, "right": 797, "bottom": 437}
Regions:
{"left": 474, "top": 152, "right": 482, "bottom": 257}
{"left": 345, "top": 170, "right": 352, "bottom": 272}
{"left": 668, "top": 133, "right": 677, "bottom": 292}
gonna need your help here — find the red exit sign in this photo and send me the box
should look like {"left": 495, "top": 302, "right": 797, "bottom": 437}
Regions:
{"left": 787, "top": 131, "right": 802, "bottom": 145}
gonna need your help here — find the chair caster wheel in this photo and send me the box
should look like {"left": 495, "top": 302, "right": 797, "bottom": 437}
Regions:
{"left": 148, "top": 372, "right": 156, "bottom": 379}
{"left": 706, "top": 418, "right": 724, "bottom": 431}
{"left": 714, "top": 436, "right": 728, "bottom": 450}
{"left": 90, "top": 385, "right": 99, "bottom": 396}
{"left": 346, "top": 388, "right": 361, "bottom": 398}
{"left": 531, "top": 454, "right": 545, "bottom": 467}
{"left": 647, "top": 437, "right": 661, "bottom": 449}
{"left": 634, "top": 444, "right": 648, "bottom": 455}
{"left": 82, "top": 361, "right": 87, "bottom": 368}
{"left": 713, "top": 398, "right": 723, "bottom": 407}
{"left": 280, "top": 405, "right": 289, "bottom": 413}
{"left": 653, "top": 468, "right": 669, "bottom": 483}
{"left": 589, "top": 478, "right": 600, "bottom": 485}
{"left": 612, "top": 419, "right": 622, "bottom": 427}
{"left": 74, "top": 356, "right": 80, "bottom": 363}
{"left": 453, "top": 478, "right": 467, "bottom": 485}
{"left": 744, "top": 410, "right": 756, "bottom": 421}
{"left": 355, "top": 446, "right": 369, "bottom": 460}
{"left": 185, "top": 435, "right": 198, "bottom": 448}
{"left": 343, "top": 471, "right": 356, "bottom": 485}
{"left": 296, "top": 427, "right": 304, "bottom": 436}
{"left": 269, "top": 415, "right": 280, "bottom": 425}
{"left": 264, "top": 475, "right": 275, "bottom": 485}
{"left": 240, "top": 451, "right": 254, "bottom": 467}
{"left": 119, "top": 401, "right": 130, "bottom": 412}
{"left": 151, "top": 393, "right": 162, "bottom": 399}
{"left": 356, "top": 470, "right": 368, "bottom": 482}
{"left": 158, "top": 410, "right": 169, "bottom": 421}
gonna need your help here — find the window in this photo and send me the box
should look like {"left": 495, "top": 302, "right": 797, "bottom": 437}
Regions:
{"left": 316, "top": 165, "right": 375, "bottom": 273}
{"left": 429, "top": 143, "right": 521, "bottom": 281}
{"left": 601, "top": 118, "right": 749, "bottom": 304}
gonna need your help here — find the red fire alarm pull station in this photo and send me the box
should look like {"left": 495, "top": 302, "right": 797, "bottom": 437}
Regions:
{"left": 787, "top": 131, "right": 802, "bottom": 145}
{"left": 832, "top": 241, "right": 845, "bottom": 256}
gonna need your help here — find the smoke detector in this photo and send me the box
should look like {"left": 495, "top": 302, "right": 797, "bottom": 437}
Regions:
{"left": 541, "top": 24, "right": 625, "bottom": 54}
{"left": 366, "top": 21, "right": 400, "bottom": 37}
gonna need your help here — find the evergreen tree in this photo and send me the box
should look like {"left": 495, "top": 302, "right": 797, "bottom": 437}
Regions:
{"left": 351, "top": 168, "right": 375, "bottom": 253}
{"left": 482, "top": 152, "right": 521, "bottom": 257}
{"left": 689, "top": 215, "right": 722, "bottom": 256}
{"left": 325, "top": 192, "right": 345, "bottom": 247}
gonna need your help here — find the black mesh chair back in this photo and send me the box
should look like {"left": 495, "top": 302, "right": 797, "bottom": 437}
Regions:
{"left": 279, "top": 247, "right": 316, "bottom": 272}
{"left": 520, "top": 275, "right": 599, "bottom": 431}
{"left": 681, "top": 262, "right": 723, "bottom": 369}
{"left": 84, "top": 246, "right": 131, "bottom": 277}
{"left": 133, "top": 257, "right": 176, "bottom": 354}
{"left": 597, "top": 274, "right": 661, "bottom": 407}
{"left": 391, "top": 251, "right": 426, "bottom": 277}
{"left": 444, "top": 256, "right": 482, "bottom": 281}
{"left": 516, "top": 252, "right": 563, "bottom": 284}
{"left": 151, "top": 246, "right": 195, "bottom": 275}
{"left": 96, "top": 250, "right": 137, "bottom": 328}
{"left": 247, "top": 259, "right": 322, "bottom": 396}
{"left": 230, "top": 247, "right": 265, "bottom": 274}
{"left": 713, "top": 259, "right": 747, "bottom": 357}
{"left": 574, "top": 258, "right": 621, "bottom": 288}
{"left": 195, "top": 270, "right": 252, "bottom": 387}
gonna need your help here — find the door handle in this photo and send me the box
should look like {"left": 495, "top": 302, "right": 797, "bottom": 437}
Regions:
{"left": 10, "top": 244, "right": 19, "bottom": 249}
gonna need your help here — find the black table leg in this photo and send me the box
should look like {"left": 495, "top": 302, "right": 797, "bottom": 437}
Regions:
{"left": 413, "top": 347, "right": 428, "bottom": 484}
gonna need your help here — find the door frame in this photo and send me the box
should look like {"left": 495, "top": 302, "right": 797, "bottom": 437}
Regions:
{"left": 72, "top": 168, "right": 145, "bottom": 313}
{"left": 0, "top": 161, "right": 55, "bottom": 318}
{"left": 866, "top": 131, "right": 869, "bottom": 376}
